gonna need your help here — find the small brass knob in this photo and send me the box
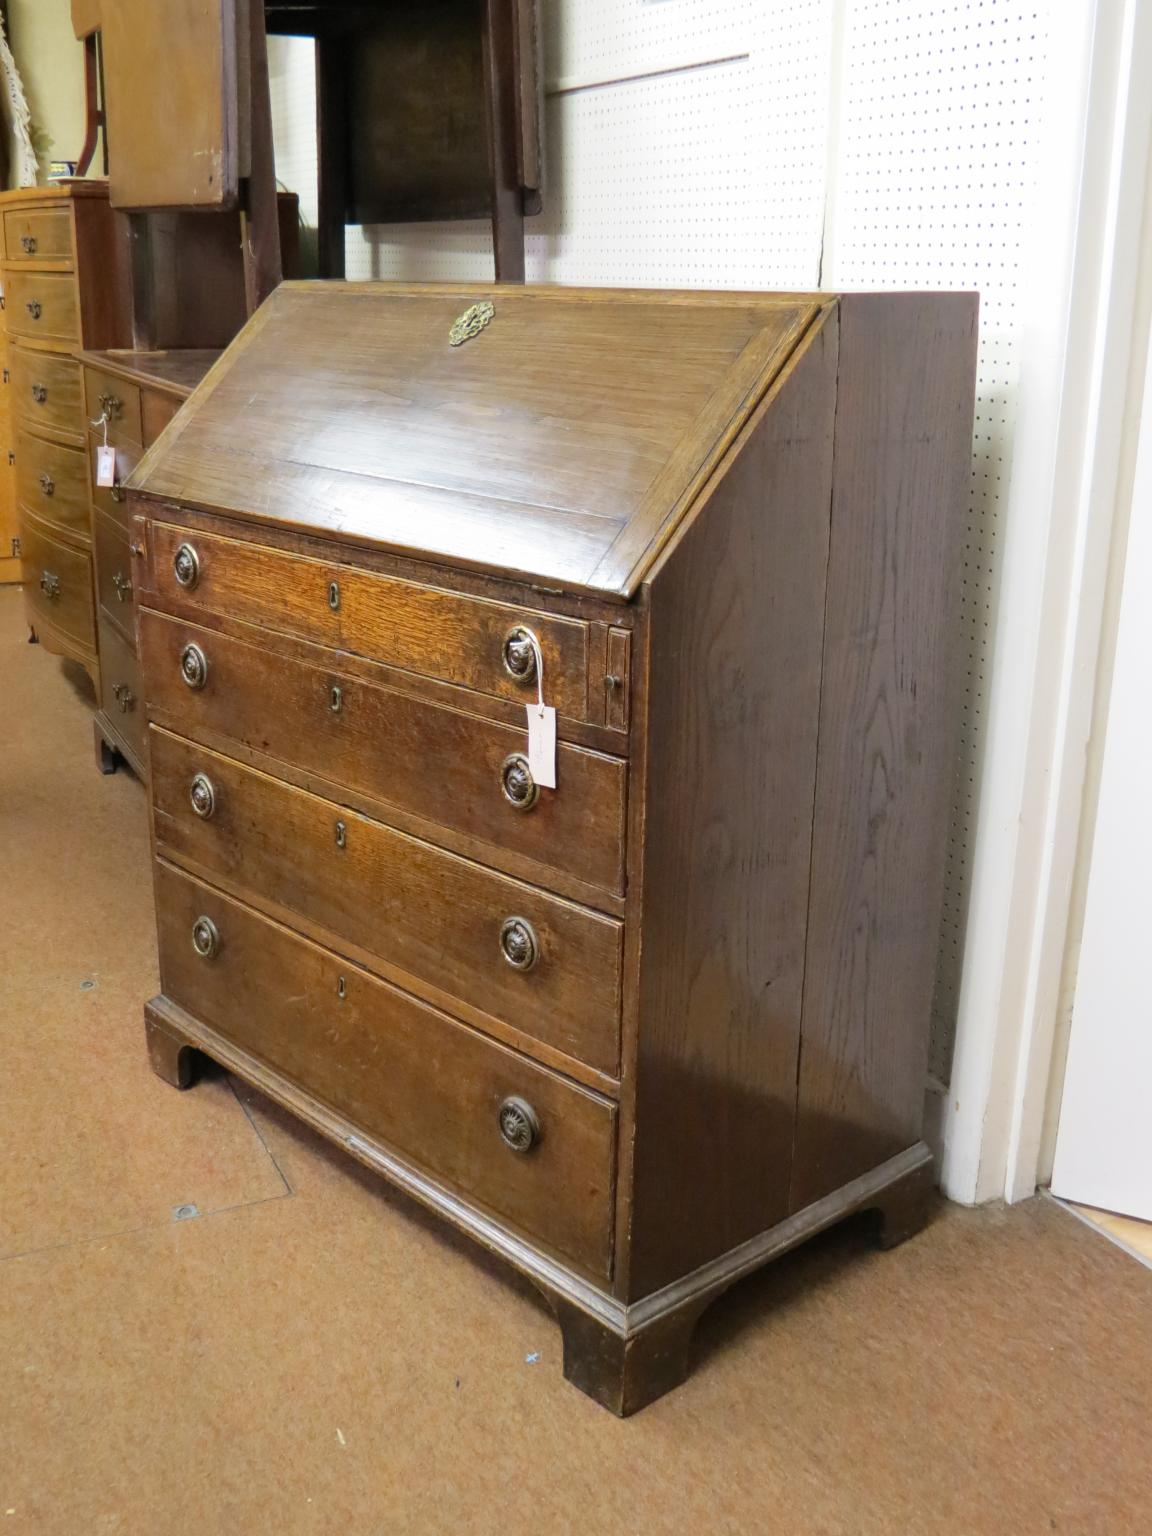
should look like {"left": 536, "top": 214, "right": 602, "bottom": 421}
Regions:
{"left": 26, "top": 299, "right": 41, "bottom": 320}
{"left": 111, "top": 682, "right": 135, "bottom": 713}
{"left": 191, "top": 915, "right": 220, "bottom": 959}
{"left": 21, "top": 235, "right": 36, "bottom": 254}
{"left": 31, "top": 383, "right": 46, "bottom": 404}
{"left": 39, "top": 472, "right": 54, "bottom": 497}
{"left": 498, "top": 1096, "right": 540, "bottom": 1154}
{"left": 180, "top": 643, "right": 208, "bottom": 690}
{"left": 502, "top": 626, "right": 538, "bottom": 684}
{"left": 112, "top": 572, "right": 132, "bottom": 602}
{"left": 99, "top": 392, "right": 122, "bottom": 419}
{"left": 189, "top": 774, "right": 215, "bottom": 819}
{"left": 499, "top": 916, "right": 538, "bottom": 972}
{"left": 173, "top": 543, "right": 199, "bottom": 589}
{"left": 39, "top": 570, "right": 60, "bottom": 600}
{"left": 500, "top": 753, "right": 538, "bottom": 811}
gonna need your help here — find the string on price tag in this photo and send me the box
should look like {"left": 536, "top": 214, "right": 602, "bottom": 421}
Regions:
{"left": 523, "top": 630, "right": 557, "bottom": 789}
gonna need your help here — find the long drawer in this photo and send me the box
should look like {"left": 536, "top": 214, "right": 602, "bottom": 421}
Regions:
{"left": 150, "top": 729, "right": 623, "bottom": 1076}
{"left": 155, "top": 860, "right": 617, "bottom": 1278}
{"left": 17, "top": 428, "right": 89, "bottom": 538}
{"left": 148, "top": 522, "right": 594, "bottom": 720}
{"left": 21, "top": 510, "right": 95, "bottom": 650}
{"left": 9, "top": 345, "right": 82, "bottom": 438}
{"left": 4, "top": 270, "right": 78, "bottom": 345}
{"left": 98, "top": 618, "right": 146, "bottom": 765}
{"left": 139, "top": 611, "right": 627, "bottom": 896}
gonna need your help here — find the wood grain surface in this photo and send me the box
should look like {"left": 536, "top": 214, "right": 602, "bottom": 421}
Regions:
{"left": 790, "top": 293, "right": 978, "bottom": 1210}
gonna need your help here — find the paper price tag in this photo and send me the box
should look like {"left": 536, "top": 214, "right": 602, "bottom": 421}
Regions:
{"left": 96, "top": 444, "right": 116, "bottom": 489}
{"left": 527, "top": 704, "right": 557, "bottom": 788}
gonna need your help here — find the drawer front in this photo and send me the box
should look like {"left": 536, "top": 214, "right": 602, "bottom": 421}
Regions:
{"left": 93, "top": 506, "right": 137, "bottom": 643}
{"left": 17, "top": 430, "right": 89, "bottom": 537}
{"left": 150, "top": 730, "right": 622, "bottom": 1076}
{"left": 140, "top": 611, "right": 627, "bottom": 896}
{"left": 3, "top": 206, "right": 73, "bottom": 264}
{"left": 155, "top": 861, "right": 616, "bottom": 1277}
{"left": 84, "top": 365, "right": 143, "bottom": 448}
{"left": 5, "top": 270, "right": 79, "bottom": 344}
{"left": 10, "top": 345, "right": 82, "bottom": 437}
{"left": 89, "top": 433, "right": 141, "bottom": 532}
{"left": 21, "top": 512, "right": 94, "bottom": 647}
{"left": 98, "top": 619, "right": 146, "bottom": 762}
{"left": 149, "top": 523, "right": 592, "bottom": 720}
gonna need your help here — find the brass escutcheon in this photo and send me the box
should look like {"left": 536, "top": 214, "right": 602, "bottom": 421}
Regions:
{"left": 449, "top": 300, "right": 495, "bottom": 347}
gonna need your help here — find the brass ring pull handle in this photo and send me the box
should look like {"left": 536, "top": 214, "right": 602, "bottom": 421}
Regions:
{"left": 180, "top": 643, "right": 208, "bottom": 690}
{"left": 31, "top": 383, "right": 47, "bottom": 404}
{"left": 173, "top": 543, "right": 199, "bottom": 589}
{"left": 39, "top": 570, "right": 60, "bottom": 600}
{"left": 191, "top": 915, "right": 220, "bottom": 960}
{"left": 111, "top": 682, "right": 135, "bottom": 714}
{"left": 498, "top": 1096, "right": 540, "bottom": 1154}
{"left": 502, "top": 625, "right": 539, "bottom": 684}
{"left": 39, "top": 472, "right": 54, "bottom": 497}
{"left": 499, "top": 916, "right": 538, "bottom": 972}
{"left": 25, "top": 299, "right": 41, "bottom": 320}
{"left": 20, "top": 235, "right": 37, "bottom": 254}
{"left": 112, "top": 572, "right": 132, "bottom": 602}
{"left": 500, "top": 753, "right": 538, "bottom": 811}
{"left": 189, "top": 774, "right": 216, "bottom": 820}
{"left": 98, "top": 392, "right": 122, "bottom": 419}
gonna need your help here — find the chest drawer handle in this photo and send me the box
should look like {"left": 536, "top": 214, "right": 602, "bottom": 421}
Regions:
{"left": 111, "top": 682, "right": 136, "bottom": 713}
{"left": 500, "top": 753, "right": 538, "bottom": 811}
{"left": 39, "top": 472, "right": 55, "bottom": 497}
{"left": 498, "top": 1097, "right": 540, "bottom": 1154}
{"left": 330, "top": 683, "right": 343, "bottom": 714}
{"left": 25, "top": 300, "right": 41, "bottom": 320}
{"left": 98, "top": 392, "right": 122, "bottom": 419}
{"left": 191, "top": 915, "right": 220, "bottom": 960}
{"left": 173, "top": 543, "right": 200, "bottom": 589}
{"left": 189, "top": 774, "right": 216, "bottom": 819}
{"left": 21, "top": 235, "right": 37, "bottom": 254}
{"left": 39, "top": 570, "right": 60, "bottom": 600}
{"left": 503, "top": 626, "right": 539, "bottom": 684}
{"left": 112, "top": 571, "right": 133, "bottom": 602}
{"left": 31, "top": 383, "right": 47, "bottom": 404}
{"left": 180, "top": 643, "right": 208, "bottom": 690}
{"left": 499, "top": 916, "right": 538, "bottom": 972}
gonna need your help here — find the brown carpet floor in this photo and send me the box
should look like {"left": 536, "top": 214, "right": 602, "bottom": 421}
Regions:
{"left": 1, "top": 585, "right": 1150, "bottom": 1536}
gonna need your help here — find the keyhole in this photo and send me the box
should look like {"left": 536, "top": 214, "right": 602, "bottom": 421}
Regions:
{"left": 337, "top": 975, "right": 346, "bottom": 1000}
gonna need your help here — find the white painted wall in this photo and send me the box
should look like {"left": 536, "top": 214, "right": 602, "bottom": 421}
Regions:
{"left": 269, "top": 0, "right": 1114, "bottom": 1205}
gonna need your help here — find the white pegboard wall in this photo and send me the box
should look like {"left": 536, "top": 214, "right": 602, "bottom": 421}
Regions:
{"left": 822, "top": 0, "right": 1054, "bottom": 1081}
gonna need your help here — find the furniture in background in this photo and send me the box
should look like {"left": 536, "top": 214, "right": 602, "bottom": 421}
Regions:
{"left": 127, "top": 281, "right": 977, "bottom": 1414}
{"left": 0, "top": 270, "right": 20, "bottom": 585}
{"left": 80, "top": 348, "right": 220, "bottom": 775}
{"left": 264, "top": 0, "right": 543, "bottom": 281}
{"left": 1, "top": 182, "right": 131, "bottom": 688}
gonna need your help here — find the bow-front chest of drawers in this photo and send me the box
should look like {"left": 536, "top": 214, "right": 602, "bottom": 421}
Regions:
{"left": 0, "top": 184, "right": 131, "bottom": 688}
{"left": 128, "top": 282, "right": 977, "bottom": 1414}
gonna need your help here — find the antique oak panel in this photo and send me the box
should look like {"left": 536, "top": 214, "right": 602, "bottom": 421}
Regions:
{"left": 93, "top": 507, "right": 136, "bottom": 644}
{"left": 139, "top": 609, "right": 628, "bottom": 895}
{"left": 150, "top": 729, "right": 623, "bottom": 1076}
{"left": 98, "top": 620, "right": 146, "bottom": 764}
{"left": 5, "top": 270, "right": 79, "bottom": 346}
{"left": 21, "top": 511, "right": 96, "bottom": 649}
{"left": 155, "top": 861, "right": 617, "bottom": 1278}
{"left": 3, "top": 206, "right": 73, "bottom": 264}
{"left": 790, "top": 293, "right": 979, "bottom": 1210}
{"left": 17, "top": 430, "right": 89, "bottom": 538}
{"left": 10, "top": 346, "right": 83, "bottom": 439}
{"left": 130, "top": 284, "right": 976, "bottom": 1415}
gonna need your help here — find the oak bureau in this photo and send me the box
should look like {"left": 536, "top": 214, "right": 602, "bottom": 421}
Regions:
{"left": 128, "top": 282, "right": 978, "bottom": 1414}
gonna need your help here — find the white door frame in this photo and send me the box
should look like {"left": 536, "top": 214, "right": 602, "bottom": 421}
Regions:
{"left": 941, "top": 0, "right": 1152, "bottom": 1204}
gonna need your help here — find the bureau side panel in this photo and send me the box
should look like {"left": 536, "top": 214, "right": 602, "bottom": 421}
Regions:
{"left": 790, "top": 292, "right": 978, "bottom": 1211}
{"left": 625, "top": 314, "right": 839, "bottom": 1300}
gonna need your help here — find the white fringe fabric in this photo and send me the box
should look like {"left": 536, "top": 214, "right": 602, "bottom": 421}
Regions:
{"left": 0, "top": 15, "right": 39, "bottom": 188}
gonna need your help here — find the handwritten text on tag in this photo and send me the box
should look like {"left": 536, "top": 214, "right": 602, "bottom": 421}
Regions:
{"left": 527, "top": 704, "right": 556, "bottom": 788}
